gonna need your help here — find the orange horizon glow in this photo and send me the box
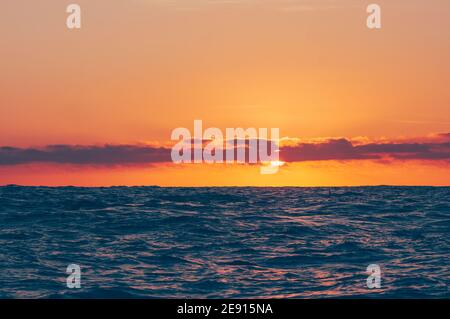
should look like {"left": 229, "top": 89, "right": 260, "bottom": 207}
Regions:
{"left": 1, "top": 157, "right": 448, "bottom": 187}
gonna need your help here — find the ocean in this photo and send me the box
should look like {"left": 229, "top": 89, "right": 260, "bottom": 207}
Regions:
{"left": 0, "top": 186, "right": 448, "bottom": 298}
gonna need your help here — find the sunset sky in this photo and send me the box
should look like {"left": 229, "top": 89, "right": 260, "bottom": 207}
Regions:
{"left": 1, "top": 0, "right": 449, "bottom": 186}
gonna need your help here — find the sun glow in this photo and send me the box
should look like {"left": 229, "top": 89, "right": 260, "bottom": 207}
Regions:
{"left": 270, "top": 161, "right": 285, "bottom": 167}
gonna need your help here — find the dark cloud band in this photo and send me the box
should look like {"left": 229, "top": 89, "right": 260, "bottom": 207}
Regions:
{"left": 0, "top": 136, "right": 449, "bottom": 166}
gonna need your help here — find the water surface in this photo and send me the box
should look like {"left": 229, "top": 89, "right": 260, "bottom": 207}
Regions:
{"left": 0, "top": 186, "right": 448, "bottom": 298}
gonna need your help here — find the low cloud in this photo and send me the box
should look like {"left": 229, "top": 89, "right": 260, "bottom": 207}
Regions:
{"left": 280, "top": 139, "right": 450, "bottom": 162}
{"left": 0, "top": 145, "right": 171, "bottom": 166}
{"left": 1, "top": 134, "right": 449, "bottom": 166}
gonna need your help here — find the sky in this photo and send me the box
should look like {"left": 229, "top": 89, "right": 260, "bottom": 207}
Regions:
{"left": 0, "top": 0, "right": 449, "bottom": 186}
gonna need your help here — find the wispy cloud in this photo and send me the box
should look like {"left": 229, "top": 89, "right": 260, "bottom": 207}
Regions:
{"left": 139, "top": 0, "right": 354, "bottom": 11}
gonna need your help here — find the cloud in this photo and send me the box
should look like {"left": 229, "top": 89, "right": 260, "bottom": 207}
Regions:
{"left": 140, "top": 0, "right": 350, "bottom": 12}
{"left": 0, "top": 134, "right": 449, "bottom": 166}
{"left": 280, "top": 138, "right": 450, "bottom": 162}
{"left": 280, "top": 139, "right": 376, "bottom": 162}
{"left": 0, "top": 145, "right": 171, "bottom": 166}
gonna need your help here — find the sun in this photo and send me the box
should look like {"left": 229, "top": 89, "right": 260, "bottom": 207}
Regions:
{"left": 270, "top": 160, "right": 285, "bottom": 167}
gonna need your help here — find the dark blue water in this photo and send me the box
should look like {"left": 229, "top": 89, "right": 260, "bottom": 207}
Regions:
{"left": 0, "top": 186, "right": 448, "bottom": 298}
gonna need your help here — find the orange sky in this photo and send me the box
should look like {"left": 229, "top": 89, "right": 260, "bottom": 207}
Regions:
{"left": 0, "top": 0, "right": 449, "bottom": 186}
